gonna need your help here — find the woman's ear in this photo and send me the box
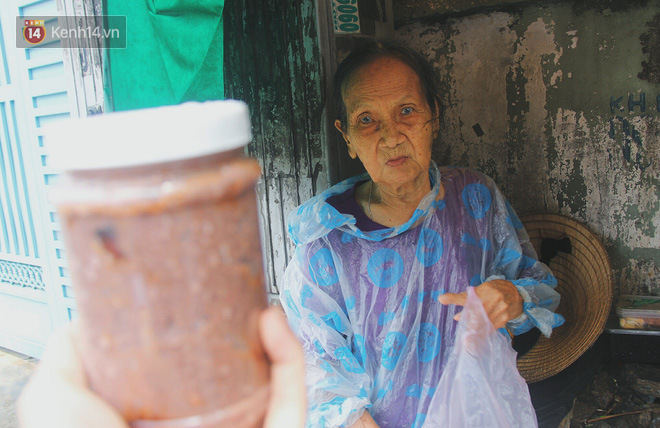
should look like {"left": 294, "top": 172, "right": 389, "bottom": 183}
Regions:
{"left": 335, "top": 119, "right": 357, "bottom": 159}
{"left": 432, "top": 100, "right": 441, "bottom": 140}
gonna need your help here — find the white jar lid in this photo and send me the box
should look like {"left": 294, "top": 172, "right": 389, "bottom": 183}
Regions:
{"left": 46, "top": 100, "right": 252, "bottom": 171}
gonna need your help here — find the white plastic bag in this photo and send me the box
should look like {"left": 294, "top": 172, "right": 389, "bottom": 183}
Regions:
{"left": 425, "top": 287, "right": 538, "bottom": 427}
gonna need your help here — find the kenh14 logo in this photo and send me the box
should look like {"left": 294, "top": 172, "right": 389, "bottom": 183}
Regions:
{"left": 23, "top": 19, "right": 46, "bottom": 44}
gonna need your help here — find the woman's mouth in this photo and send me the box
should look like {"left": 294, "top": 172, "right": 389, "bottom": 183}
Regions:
{"left": 387, "top": 156, "right": 408, "bottom": 166}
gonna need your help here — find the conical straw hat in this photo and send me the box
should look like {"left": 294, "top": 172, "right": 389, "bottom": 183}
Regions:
{"left": 516, "top": 213, "right": 613, "bottom": 383}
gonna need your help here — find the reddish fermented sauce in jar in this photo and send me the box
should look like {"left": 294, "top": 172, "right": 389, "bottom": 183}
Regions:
{"left": 48, "top": 101, "right": 270, "bottom": 427}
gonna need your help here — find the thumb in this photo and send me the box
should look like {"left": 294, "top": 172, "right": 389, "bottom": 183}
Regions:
{"left": 260, "top": 307, "right": 306, "bottom": 428}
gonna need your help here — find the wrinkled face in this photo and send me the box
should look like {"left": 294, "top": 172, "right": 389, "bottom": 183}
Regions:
{"left": 335, "top": 57, "right": 438, "bottom": 189}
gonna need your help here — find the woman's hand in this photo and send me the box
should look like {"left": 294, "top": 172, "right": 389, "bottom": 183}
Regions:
{"left": 438, "top": 279, "right": 523, "bottom": 329}
{"left": 347, "top": 409, "right": 380, "bottom": 427}
{"left": 17, "top": 322, "right": 128, "bottom": 428}
{"left": 18, "top": 307, "right": 306, "bottom": 428}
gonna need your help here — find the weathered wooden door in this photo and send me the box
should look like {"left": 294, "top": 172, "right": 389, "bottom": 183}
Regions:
{"left": 223, "top": 0, "right": 332, "bottom": 300}
{"left": 0, "top": 0, "right": 101, "bottom": 357}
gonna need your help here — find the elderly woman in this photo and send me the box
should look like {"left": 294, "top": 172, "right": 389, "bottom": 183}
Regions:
{"left": 281, "top": 40, "right": 564, "bottom": 428}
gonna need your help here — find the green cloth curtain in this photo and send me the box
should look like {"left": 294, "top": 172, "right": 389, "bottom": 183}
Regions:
{"left": 103, "top": 0, "right": 225, "bottom": 111}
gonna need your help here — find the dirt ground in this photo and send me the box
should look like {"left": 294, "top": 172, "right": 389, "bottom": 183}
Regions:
{"left": 0, "top": 348, "right": 37, "bottom": 428}
{"left": 563, "top": 362, "right": 660, "bottom": 428}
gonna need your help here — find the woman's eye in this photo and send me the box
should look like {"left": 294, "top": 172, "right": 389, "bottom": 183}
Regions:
{"left": 359, "top": 116, "right": 373, "bottom": 124}
{"left": 401, "top": 107, "right": 413, "bottom": 116}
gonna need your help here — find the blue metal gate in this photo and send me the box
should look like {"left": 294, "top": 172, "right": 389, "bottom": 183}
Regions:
{"left": 0, "top": 0, "right": 86, "bottom": 357}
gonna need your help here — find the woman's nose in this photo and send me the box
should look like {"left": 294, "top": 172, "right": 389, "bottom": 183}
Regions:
{"left": 378, "top": 120, "right": 403, "bottom": 147}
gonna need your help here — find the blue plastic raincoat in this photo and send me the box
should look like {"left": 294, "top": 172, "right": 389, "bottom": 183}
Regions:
{"left": 281, "top": 163, "right": 564, "bottom": 427}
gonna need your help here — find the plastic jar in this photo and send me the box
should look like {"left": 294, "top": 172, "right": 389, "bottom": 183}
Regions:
{"left": 47, "top": 101, "right": 270, "bottom": 427}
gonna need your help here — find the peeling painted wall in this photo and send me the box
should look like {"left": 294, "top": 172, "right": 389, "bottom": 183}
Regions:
{"left": 396, "top": 1, "right": 660, "bottom": 296}
{"left": 394, "top": 0, "right": 527, "bottom": 20}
